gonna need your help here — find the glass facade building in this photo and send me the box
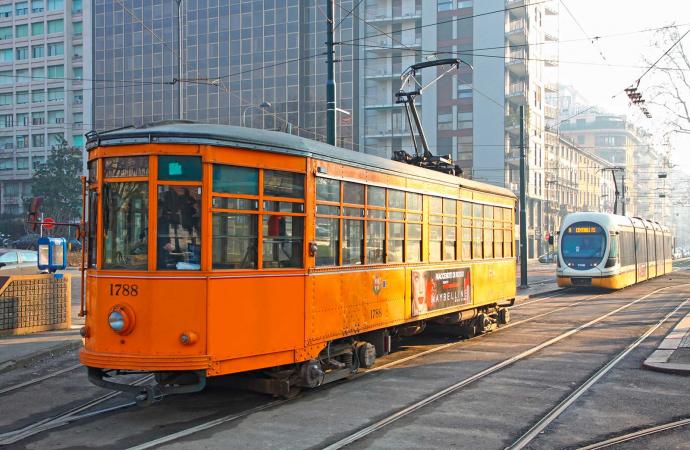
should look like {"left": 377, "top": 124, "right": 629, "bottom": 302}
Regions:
{"left": 0, "top": 0, "right": 90, "bottom": 214}
{"left": 93, "top": 0, "right": 358, "bottom": 149}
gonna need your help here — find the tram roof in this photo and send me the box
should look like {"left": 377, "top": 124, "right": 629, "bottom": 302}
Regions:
{"left": 86, "top": 121, "right": 515, "bottom": 199}
{"left": 562, "top": 211, "right": 670, "bottom": 232}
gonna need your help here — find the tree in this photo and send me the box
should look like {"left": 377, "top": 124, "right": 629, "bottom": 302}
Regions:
{"left": 30, "top": 138, "right": 83, "bottom": 224}
{"left": 645, "top": 26, "right": 690, "bottom": 137}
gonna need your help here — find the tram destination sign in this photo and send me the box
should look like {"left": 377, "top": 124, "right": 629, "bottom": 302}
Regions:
{"left": 411, "top": 267, "right": 471, "bottom": 317}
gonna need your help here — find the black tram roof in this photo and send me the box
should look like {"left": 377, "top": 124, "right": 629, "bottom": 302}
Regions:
{"left": 86, "top": 121, "right": 516, "bottom": 199}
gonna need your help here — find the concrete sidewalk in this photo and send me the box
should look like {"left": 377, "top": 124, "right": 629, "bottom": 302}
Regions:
{"left": 643, "top": 311, "right": 690, "bottom": 375}
{"left": 0, "top": 328, "right": 82, "bottom": 373}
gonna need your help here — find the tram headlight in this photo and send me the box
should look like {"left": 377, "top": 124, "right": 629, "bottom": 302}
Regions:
{"left": 108, "top": 311, "right": 125, "bottom": 331}
{"left": 107, "top": 305, "right": 135, "bottom": 335}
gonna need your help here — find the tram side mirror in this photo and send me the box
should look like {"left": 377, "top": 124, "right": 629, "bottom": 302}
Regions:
{"left": 309, "top": 241, "right": 318, "bottom": 257}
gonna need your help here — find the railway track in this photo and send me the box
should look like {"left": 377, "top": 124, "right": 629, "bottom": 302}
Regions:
{"left": 121, "top": 289, "right": 633, "bottom": 450}
{"left": 0, "top": 375, "right": 152, "bottom": 445}
{"left": 576, "top": 417, "right": 690, "bottom": 449}
{"left": 0, "top": 363, "right": 82, "bottom": 397}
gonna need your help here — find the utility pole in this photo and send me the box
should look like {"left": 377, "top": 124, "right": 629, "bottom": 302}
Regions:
{"left": 326, "top": 0, "right": 336, "bottom": 146}
{"left": 176, "top": 0, "right": 184, "bottom": 120}
{"left": 519, "top": 106, "right": 528, "bottom": 287}
{"left": 621, "top": 170, "right": 626, "bottom": 215}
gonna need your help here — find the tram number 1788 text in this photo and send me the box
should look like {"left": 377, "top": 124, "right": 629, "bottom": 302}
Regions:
{"left": 109, "top": 283, "right": 139, "bottom": 297}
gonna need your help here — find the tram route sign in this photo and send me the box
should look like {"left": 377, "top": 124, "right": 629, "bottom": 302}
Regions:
{"left": 411, "top": 267, "right": 471, "bottom": 317}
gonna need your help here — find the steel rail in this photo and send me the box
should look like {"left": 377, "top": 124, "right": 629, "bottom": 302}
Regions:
{"left": 125, "top": 290, "right": 605, "bottom": 450}
{"left": 0, "top": 363, "right": 82, "bottom": 397}
{"left": 0, "top": 375, "right": 152, "bottom": 445}
{"left": 576, "top": 417, "right": 690, "bottom": 450}
{"left": 321, "top": 284, "right": 688, "bottom": 450}
{"left": 508, "top": 297, "right": 690, "bottom": 449}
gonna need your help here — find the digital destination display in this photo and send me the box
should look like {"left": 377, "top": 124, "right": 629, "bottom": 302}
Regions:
{"left": 574, "top": 226, "right": 598, "bottom": 233}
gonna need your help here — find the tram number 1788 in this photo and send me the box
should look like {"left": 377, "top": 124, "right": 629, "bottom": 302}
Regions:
{"left": 109, "top": 283, "right": 139, "bottom": 297}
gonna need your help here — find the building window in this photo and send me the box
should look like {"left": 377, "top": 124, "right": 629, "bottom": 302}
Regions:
{"left": 16, "top": 135, "right": 28, "bottom": 148}
{"left": 72, "top": 134, "right": 84, "bottom": 147}
{"left": 32, "top": 89, "right": 44, "bottom": 103}
{"left": 31, "top": 21, "right": 43, "bottom": 36}
{"left": 73, "top": 89, "right": 82, "bottom": 104}
{"left": 72, "top": 66, "right": 82, "bottom": 79}
{"left": 16, "top": 69, "right": 29, "bottom": 83}
{"left": 31, "top": 111, "right": 44, "bottom": 124}
{"left": 16, "top": 91, "right": 28, "bottom": 104}
{"left": 16, "top": 157, "right": 29, "bottom": 170}
{"left": 15, "top": 2, "right": 29, "bottom": 15}
{"left": 0, "top": 92, "right": 11, "bottom": 105}
{"left": 47, "top": 42, "right": 64, "bottom": 57}
{"left": 47, "top": 64, "right": 63, "bottom": 79}
{"left": 0, "top": 159, "right": 13, "bottom": 170}
{"left": 72, "top": 21, "right": 81, "bottom": 36}
{"left": 438, "top": 0, "right": 452, "bottom": 11}
{"left": 31, "top": 66, "right": 43, "bottom": 81}
{"left": 47, "top": 0, "right": 63, "bottom": 11}
{"left": 47, "top": 19, "right": 63, "bottom": 34}
{"left": 48, "top": 110, "right": 64, "bottom": 124}
{"left": 0, "top": 5, "right": 11, "bottom": 18}
{"left": 73, "top": 44, "right": 82, "bottom": 59}
{"left": 31, "top": 0, "right": 44, "bottom": 13}
{"left": 31, "top": 133, "right": 44, "bottom": 147}
{"left": 16, "top": 112, "right": 28, "bottom": 126}
{"left": 0, "top": 113, "right": 13, "bottom": 127}
{"left": 71, "top": 0, "right": 81, "bottom": 13}
{"left": 15, "top": 24, "right": 28, "bottom": 38}
{"left": 32, "top": 44, "right": 43, "bottom": 58}
{"left": 0, "top": 70, "right": 10, "bottom": 85}
{"left": 47, "top": 87, "right": 64, "bottom": 102}
{"left": 15, "top": 47, "right": 28, "bottom": 61}
{"left": 0, "top": 49, "right": 12, "bottom": 63}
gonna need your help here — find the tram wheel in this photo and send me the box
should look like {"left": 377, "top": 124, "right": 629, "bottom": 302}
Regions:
{"left": 459, "top": 320, "right": 477, "bottom": 339}
{"left": 498, "top": 308, "right": 511, "bottom": 325}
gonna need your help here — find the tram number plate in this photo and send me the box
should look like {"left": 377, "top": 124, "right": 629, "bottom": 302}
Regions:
{"left": 109, "top": 283, "right": 139, "bottom": 297}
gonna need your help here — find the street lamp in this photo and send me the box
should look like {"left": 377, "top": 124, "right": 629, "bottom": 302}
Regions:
{"left": 242, "top": 101, "right": 272, "bottom": 128}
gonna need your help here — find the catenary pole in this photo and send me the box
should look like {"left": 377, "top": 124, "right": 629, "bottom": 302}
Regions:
{"left": 326, "top": 0, "right": 336, "bottom": 145}
{"left": 519, "top": 106, "right": 528, "bottom": 287}
{"left": 621, "top": 170, "right": 626, "bottom": 215}
{"left": 176, "top": 0, "right": 184, "bottom": 120}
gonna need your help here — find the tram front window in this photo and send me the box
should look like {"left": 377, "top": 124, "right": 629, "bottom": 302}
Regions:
{"left": 561, "top": 222, "right": 606, "bottom": 269}
{"left": 102, "top": 182, "right": 148, "bottom": 270}
{"left": 157, "top": 185, "right": 201, "bottom": 270}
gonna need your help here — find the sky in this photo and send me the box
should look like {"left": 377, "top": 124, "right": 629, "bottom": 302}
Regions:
{"left": 553, "top": 0, "right": 690, "bottom": 173}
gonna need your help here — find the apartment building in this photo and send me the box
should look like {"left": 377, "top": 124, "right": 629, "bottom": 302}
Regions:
{"left": 0, "top": 0, "right": 90, "bottom": 215}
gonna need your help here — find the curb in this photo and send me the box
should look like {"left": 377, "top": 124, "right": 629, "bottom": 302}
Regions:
{"left": 515, "top": 286, "right": 564, "bottom": 303}
{"left": 0, "top": 339, "right": 82, "bottom": 375}
{"left": 643, "top": 313, "right": 690, "bottom": 375}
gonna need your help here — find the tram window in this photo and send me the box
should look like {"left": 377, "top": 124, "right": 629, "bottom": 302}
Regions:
{"left": 213, "top": 197, "right": 258, "bottom": 210}
{"left": 406, "top": 192, "right": 422, "bottom": 211}
{"left": 87, "top": 189, "right": 97, "bottom": 268}
{"left": 213, "top": 165, "right": 258, "bottom": 195}
{"left": 429, "top": 197, "right": 442, "bottom": 215}
{"left": 388, "top": 189, "right": 405, "bottom": 209}
{"left": 316, "top": 204, "right": 341, "bottom": 215}
{"left": 473, "top": 204, "right": 483, "bottom": 228}
{"left": 387, "top": 222, "right": 404, "bottom": 263}
{"left": 264, "top": 170, "right": 304, "bottom": 199}
{"left": 462, "top": 228, "right": 472, "bottom": 260}
{"left": 443, "top": 198, "right": 456, "bottom": 216}
{"left": 472, "top": 228, "right": 483, "bottom": 259}
{"left": 504, "top": 229, "right": 513, "bottom": 258}
{"left": 462, "top": 202, "right": 472, "bottom": 227}
{"left": 264, "top": 201, "right": 304, "bottom": 213}
{"left": 444, "top": 226, "right": 457, "bottom": 260}
{"left": 484, "top": 226, "right": 494, "bottom": 259}
{"left": 157, "top": 185, "right": 201, "bottom": 270}
{"left": 343, "top": 182, "right": 365, "bottom": 205}
{"left": 158, "top": 156, "right": 201, "bottom": 181}
{"left": 87, "top": 160, "right": 97, "bottom": 183}
{"left": 366, "top": 221, "right": 385, "bottom": 264}
{"left": 406, "top": 223, "right": 422, "bottom": 262}
{"left": 494, "top": 229, "right": 503, "bottom": 258}
{"left": 367, "top": 186, "right": 385, "bottom": 207}
{"left": 102, "top": 182, "right": 148, "bottom": 270}
{"left": 430, "top": 225, "right": 443, "bottom": 262}
{"left": 367, "top": 209, "right": 385, "bottom": 219}
{"left": 212, "top": 213, "right": 258, "bottom": 269}
{"left": 316, "top": 217, "right": 339, "bottom": 266}
{"left": 344, "top": 207, "right": 364, "bottom": 217}
{"left": 388, "top": 211, "right": 405, "bottom": 220}
{"left": 104, "top": 156, "right": 148, "bottom": 178}
{"left": 316, "top": 178, "right": 340, "bottom": 202}
{"left": 343, "top": 219, "right": 364, "bottom": 265}
{"left": 262, "top": 215, "right": 304, "bottom": 268}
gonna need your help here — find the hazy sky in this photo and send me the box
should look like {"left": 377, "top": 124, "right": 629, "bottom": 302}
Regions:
{"left": 554, "top": 0, "right": 690, "bottom": 172}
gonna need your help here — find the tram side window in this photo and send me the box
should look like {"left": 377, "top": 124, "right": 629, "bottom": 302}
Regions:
{"left": 262, "top": 214, "right": 304, "bottom": 268}
{"left": 635, "top": 231, "right": 647, "bottom": 264}
{"left": 443, "top": 199, "right": 457, "bottom": 260}
{"left": 366, "top": 186, "right": 385, "bottom": 264}
{"left": 483, "top": 206, "right": 494, "bottom": 259}
{"left": 503, "top": 208, "right": 513, "bottom": 258}
{"left": 212, "top": 213, "right": 258, "bottom": 269}
{"left": 87, "top": 189, "right": 97, "bottom": 268}
{"left": 102, "top": 182, "right": 148, "bottom": 270}
{"left": 405, "top": 192, "right": 422, "bottom": 262}
{"left": 461, "top": 201, "right": 472, "bottom": 260}
{"left": 429, "top": 196, "right": 443, "bottom": 262}
{"left": 472, "top": 203, "right": 483, "bottom": 259}
{"left": 316, "top": 217, "right": 339, "bottom": 266}
{"left": 619, "top": 231, "right": 635, "bottom": 267}
{"left": 493, "top": 206, "right": 503, "bottom": 258}
{"left": 157, "top": 185, "right": 201, "bottom": 270}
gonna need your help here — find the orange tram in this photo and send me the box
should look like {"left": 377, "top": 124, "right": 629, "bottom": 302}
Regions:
{"left": 81, "top": 122, "right": 517, "bottom": 401}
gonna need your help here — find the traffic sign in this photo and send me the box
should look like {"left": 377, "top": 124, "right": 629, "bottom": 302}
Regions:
{"left": 43, "top": 217, "right": 55, "bottom": 230}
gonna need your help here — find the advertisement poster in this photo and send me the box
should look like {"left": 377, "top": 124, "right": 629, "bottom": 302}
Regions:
{"left": 411, "top": 268, "right": 471, "bottom": 317}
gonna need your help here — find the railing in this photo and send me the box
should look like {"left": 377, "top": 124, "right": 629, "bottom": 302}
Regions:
{"left": 508, "top": 82, "right": 527, "bottom": 96}
{"left": 508, "top": 19, "right": 527, "bottom": 33}
{"left": 507, "top": 49, "right": 527, "bottom": 63}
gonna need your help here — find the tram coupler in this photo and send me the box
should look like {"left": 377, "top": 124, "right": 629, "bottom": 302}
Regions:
{"left": 87, "top": 367, "right": 206, "bottom": 405}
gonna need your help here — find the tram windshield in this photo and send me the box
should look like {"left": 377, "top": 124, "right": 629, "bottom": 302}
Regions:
{"left": 561, "top": 222, "right": 607, "bottom": 269}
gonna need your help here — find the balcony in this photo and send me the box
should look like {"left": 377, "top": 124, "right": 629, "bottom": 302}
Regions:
{"left": 507, "top": 82, "right": 527, "bottom": 104}
{"left": 506, "top": 0, "right": 526, "bottom": 17}
{"left": 544, "top": 104, "right": 558, "bottom": 119}
{"left": 544, "top": 82, "right": 557, "bottom": 93}
{"left": 365, "top": 9, "right": 422, "bottom": 23}
{"left": 506, "top": 19, "right": 528, "bottom": 44}
{"left": 506, "top": 49, "right": 527, "bottom": 75}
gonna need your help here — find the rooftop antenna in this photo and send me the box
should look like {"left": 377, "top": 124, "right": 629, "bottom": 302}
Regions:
{"left": 392, "top": 58, "right": 465, "bottom": 176}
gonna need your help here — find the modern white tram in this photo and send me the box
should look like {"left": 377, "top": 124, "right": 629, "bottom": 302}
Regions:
{"left": 557, "top": 212, "right": 673, "bottom": 289}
